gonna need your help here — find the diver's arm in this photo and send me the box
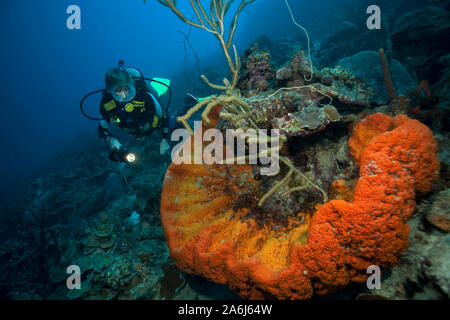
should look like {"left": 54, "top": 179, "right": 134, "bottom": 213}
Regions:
{"left": 149, "top": 93, "right": 170, "bottom": 154}
{"left": 144, "top": 91, "right": 170, "bottom": 149}
{"left": 98, "top": 120, "right": 122, "bottom": 150}
{"left": 97, "top": 119, "right": 111, "bottom": 140}
{"left": 159, "top": 115, "right": 171, "bottom": 139}
{"left": 98, "top": 95, "right": 122, "bottom": 150}
{"left": 98, "top": 97, "right": 112, "bottom": 140}
{"left": 158, "top": 114, "right": 172, "bottom": 155}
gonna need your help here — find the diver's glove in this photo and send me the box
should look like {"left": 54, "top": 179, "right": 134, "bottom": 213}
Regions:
{"left": 160, "top": 138, "right": 170, "bottom": 155}
{"left": 106, "top": 136, "right": 122, "bottom": 150}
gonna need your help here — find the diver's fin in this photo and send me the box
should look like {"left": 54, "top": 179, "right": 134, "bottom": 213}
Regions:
{"left": 151, "top": 77, "right": 171, "bottom": 98}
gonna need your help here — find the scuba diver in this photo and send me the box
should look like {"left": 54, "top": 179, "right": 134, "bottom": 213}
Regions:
{"left": 80, "top": 60, "right": 174, "bottom": 162}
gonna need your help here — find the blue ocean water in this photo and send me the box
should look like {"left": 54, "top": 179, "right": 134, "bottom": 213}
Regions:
{"left": 0, "top": 0, "right": 331, "bottom": 193}
{"left": 0, "top": 0, "right": 448, "bottom": 301}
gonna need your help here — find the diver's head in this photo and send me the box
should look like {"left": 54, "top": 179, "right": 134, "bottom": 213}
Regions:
{"left": 105, "top": 67, "right": 136, "bottom": 103}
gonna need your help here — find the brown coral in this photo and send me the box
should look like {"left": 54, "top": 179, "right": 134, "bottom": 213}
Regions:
{"left": 83, "top": 214, "right": 115, "bottom": 255}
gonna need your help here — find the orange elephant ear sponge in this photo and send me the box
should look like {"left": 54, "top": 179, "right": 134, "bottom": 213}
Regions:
{"left": 391, "top": 115, "right": 440, "bottom": 195}
{"left": 299, "top": 113, "right": 440, "bottom": 293}
{"left": 160, "top": 112, "right": 439, "bottom": 299}
{"left": 351, "top": 113, "right": 440, "bottom": 195}
{"left": 348, "top": 113, "right": 393, "bottom": 165}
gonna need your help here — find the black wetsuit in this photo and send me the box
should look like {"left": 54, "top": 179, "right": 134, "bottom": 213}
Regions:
{"left": 97, "top": 87, "right": 170, "bottom": 140}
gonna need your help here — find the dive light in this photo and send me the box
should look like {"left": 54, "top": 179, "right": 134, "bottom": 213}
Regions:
{"left": 109, "top": 150, "right": 137, "bottom": 163}
{"left": 125, "top": 153, "right": 136, "bottom": 163}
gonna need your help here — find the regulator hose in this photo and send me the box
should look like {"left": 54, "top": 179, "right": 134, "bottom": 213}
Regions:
{"left": 80, "top": 78, "right": 172, "bottom": 121}
{"left": 79, "top": 89, "right": 105, "bottom": 121}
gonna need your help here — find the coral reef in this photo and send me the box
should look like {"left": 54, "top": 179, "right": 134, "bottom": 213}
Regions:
{"left": 337, "top": 51, "right": 417, "bottom": 105}
{"left": 160, "top": 112, "right": 439, "bottom": 299}
{"left": 365, "top": 188, "right": 450, "bottom": 299}
{"left": 83, "top": 214, "right": 115, "bottom": 255}
{"left": 225, "top": 50, "right": 373, "bottom": 140}
{"left": 238, "top": 44, "right": 275, "bottom": 95}
{"left": 0, "top": 130, "right": 240, "bottom": 300}
{"left": 425, "top": 188, "right": 450, "bottom": 233}
{"left": 157, "top": 1, "right": 446, "bottom": 300}
{"left": 0, "top": 0, "right": 448, "bottom": 301}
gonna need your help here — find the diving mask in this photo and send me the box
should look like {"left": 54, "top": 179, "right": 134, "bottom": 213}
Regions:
{"left": 111, "top": 84, "right": 136, "bottom": 103}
